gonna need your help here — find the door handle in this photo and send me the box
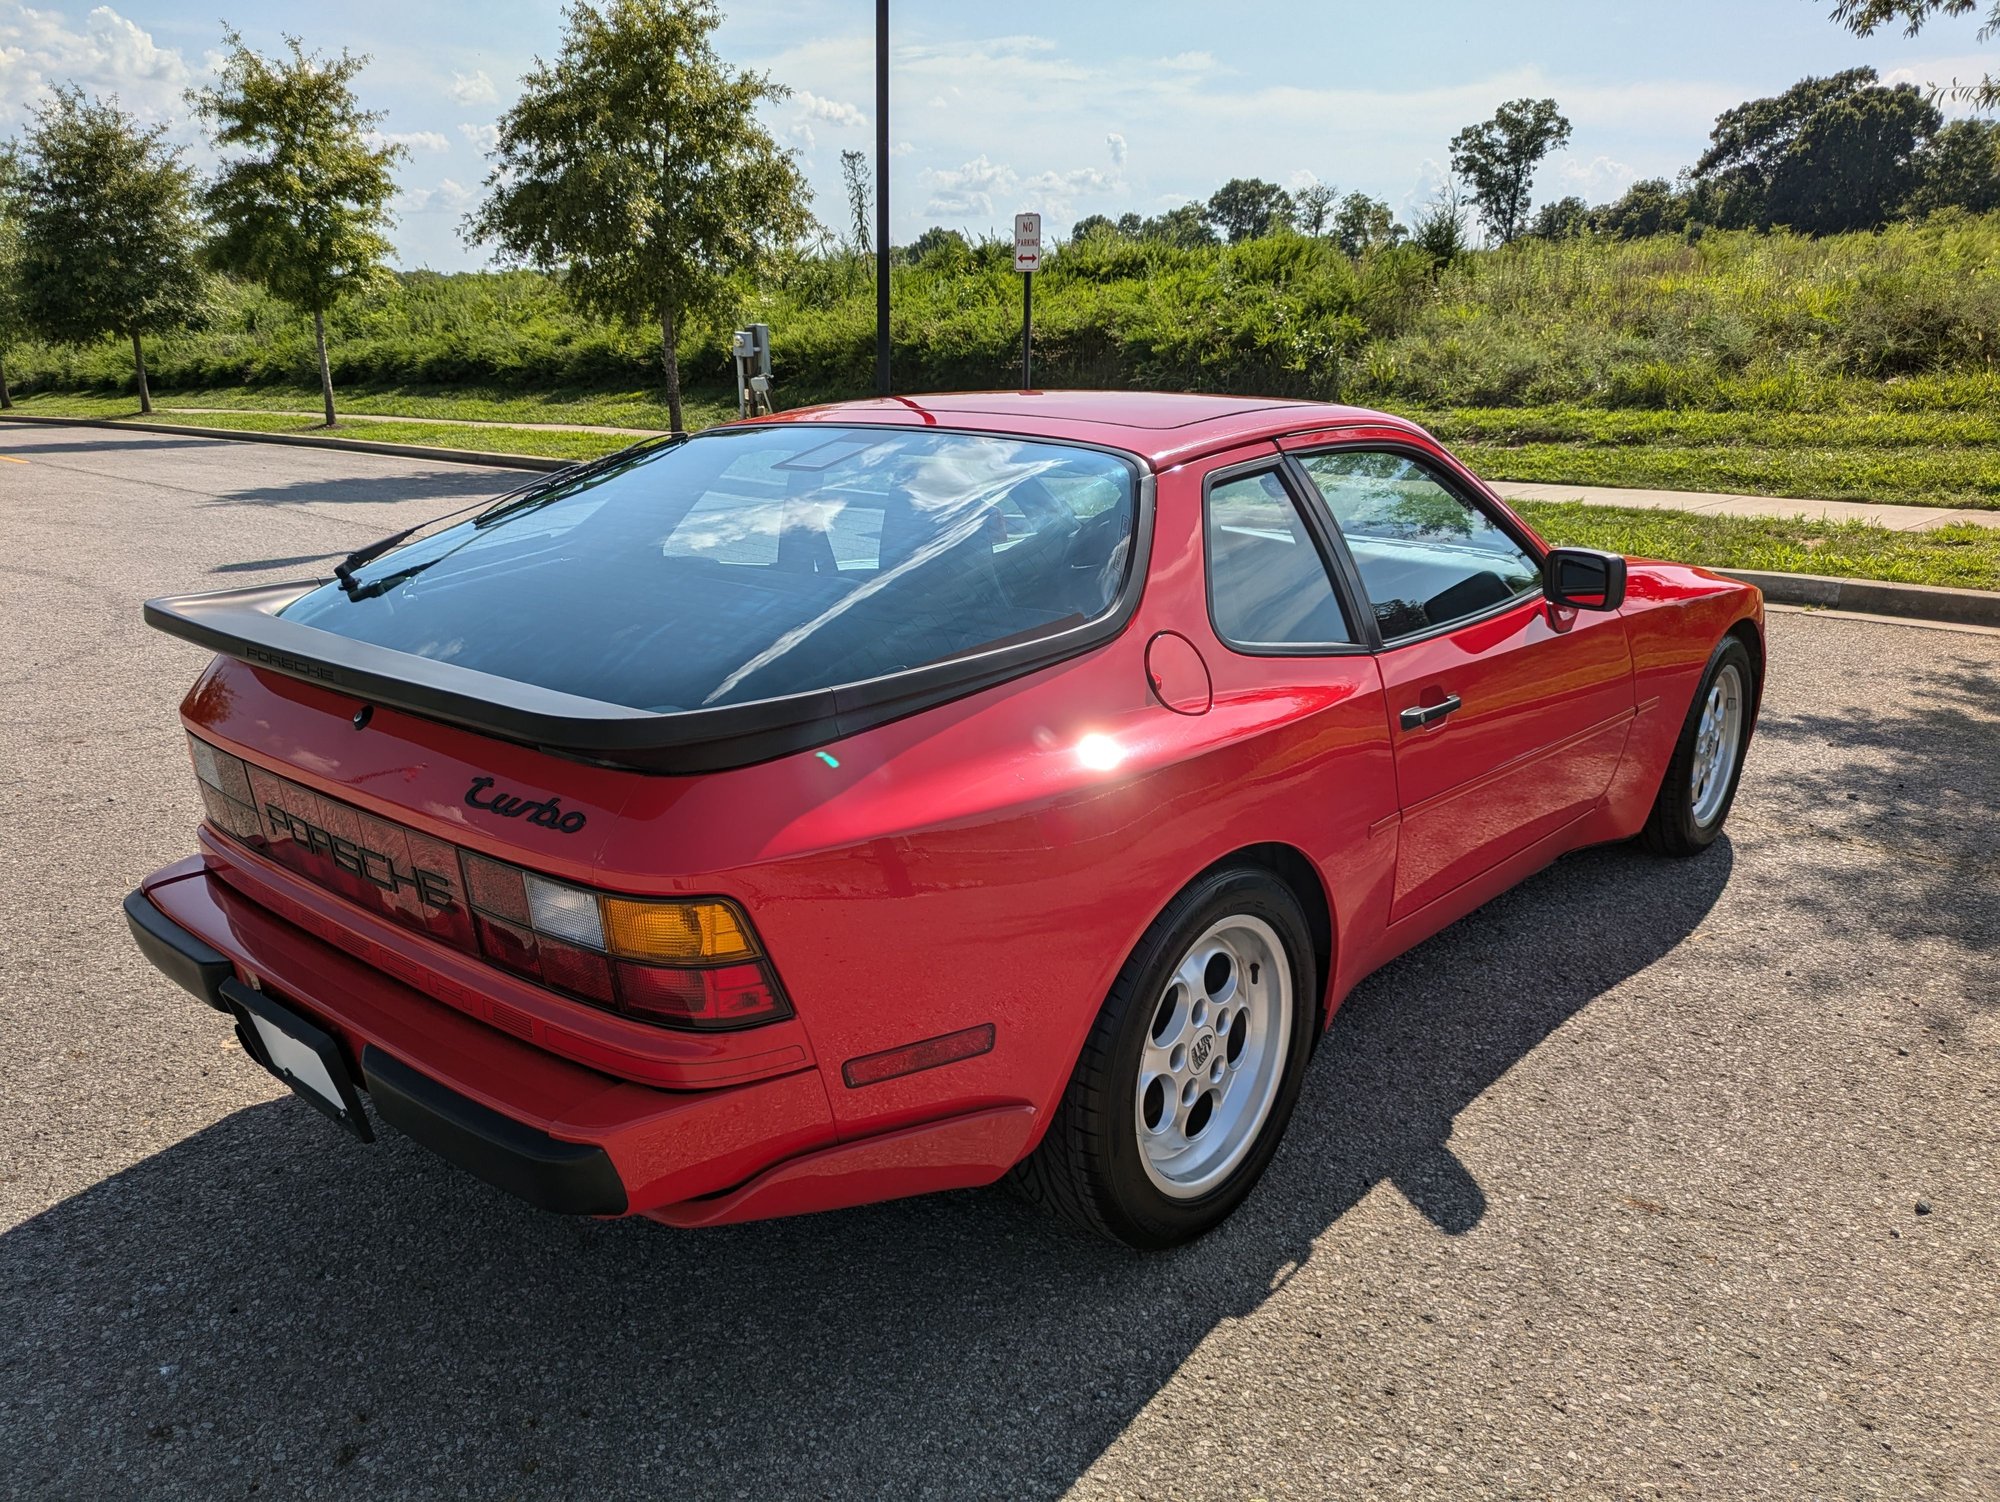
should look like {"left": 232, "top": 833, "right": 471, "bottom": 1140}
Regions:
{"left": 1400, "top": 693, "right": 1462, "bottom": 730}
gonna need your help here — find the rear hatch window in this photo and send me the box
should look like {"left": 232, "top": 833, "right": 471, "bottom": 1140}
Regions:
{"left": 282, "top": 427, "right": 1140, "bottom": 714}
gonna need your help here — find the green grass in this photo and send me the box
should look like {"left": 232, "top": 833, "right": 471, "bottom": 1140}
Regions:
{"left": 1415, "top": 404, "right": 2000, "bottom": 509}
{"left": 3, "top": 399, "right": 633, "bottom": 462}
{"left": 1518, "top": 501, "right": 2000, "bottom": 590}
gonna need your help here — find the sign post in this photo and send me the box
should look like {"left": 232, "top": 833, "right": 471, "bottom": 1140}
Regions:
{"left": 1013, "top": 211, "right": 1041, "bottom": 391}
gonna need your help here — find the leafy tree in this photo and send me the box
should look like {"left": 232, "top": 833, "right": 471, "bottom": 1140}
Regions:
{"left": 1294, "top": 181, "right": 1337, "bottom": 237}
{"left": 1528, "top": 195, "right": 1592, "bottom": 238}
{"left": 1332, "top": 192, "right": 1403, "bottom": 255}
{"left": 1906, "top": 117, "right": 2000, "bottom": 213}
{"left": 467, "top": 0, "right": 812, "bottom": 431}
{"left": 0, "top": 149, "right": 24, "bottom": 408}
{"left": 1450, "top": 99, "right": 1572, "bottom": 244}
{"left": 1114, "top": 211, "right": 1143, "bottom": 236}
{"left": 1592, "top": 177, "right": 1690, "bottom": 238}
{"left": 1695, "top": 69, "right": 1939, "bottom": 232}
{"left": 1765, "top": 84, "right": 1940, "bottom": 232}
{"left": 1204, "top": 177, "right": 1295, "bottom": 243}
{"left": 16, "top": 87, "right": 206, "bottom": 414}
{"left": 1066, "top": 213, "right": 1117, "bottom": 242}
{"left": 1831, "top": 0, "right": 2000, "bottom": 110}
{"left": 839, "top": 147, "right": 871, "bottom": 257}
{"left": 190, "top": 29, "right": 404, "bottom": 427}
{"left": 907, "top": 225, "right": 968, "bottom": 261}
{"left": 1139, "top": 202, "right": 1217, "bottom": 248}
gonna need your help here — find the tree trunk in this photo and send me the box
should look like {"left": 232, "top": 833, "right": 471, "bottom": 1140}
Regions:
{"left": 0, "top": 355, "right": 11, "bottom": 410}
{"left": 313, "top": 303, "right": 336, "bottom": 427}
{"left": 659, "top": 304, "right": 684, "bottom": 433}
{"left": 130, "top": 331, "right": 152, "bottom": 415}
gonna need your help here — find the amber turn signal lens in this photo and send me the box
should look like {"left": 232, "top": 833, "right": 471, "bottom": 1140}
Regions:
{"left": 601, "top": 897, "right": 758, "bottom": 963}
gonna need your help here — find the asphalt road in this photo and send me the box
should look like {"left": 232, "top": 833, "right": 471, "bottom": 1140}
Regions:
{"left": 1, "top": 425, "right": 1994, "bottom": 1501}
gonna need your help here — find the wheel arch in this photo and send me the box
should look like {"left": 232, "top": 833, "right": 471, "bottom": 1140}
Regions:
{"left": 1725, "top": 617, "right": 1766, "bottom": 725}
{"left": 1189, "top": 841, "right": 1336, "bottom": 1030}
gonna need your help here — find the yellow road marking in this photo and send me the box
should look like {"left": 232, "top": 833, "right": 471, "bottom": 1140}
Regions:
{"left": 0, "top": 453, "right": 28, "bottom": 464}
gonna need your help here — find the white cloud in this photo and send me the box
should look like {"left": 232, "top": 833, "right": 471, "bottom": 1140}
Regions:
{"left": 458, "top": 121, "right": 498, "bottom": 152}
{"left": 890, "top": 139, "right": 914, "bottom": 157}
{"left": 1107, "top": 132, "right": 1127, "bottom": 167}
{"left": 924, "top": 153, "right": 1016, "bottom": 218}
{"left": 0, "top": 3, "right": 189, "bottom": 123}
{"left": 396, "top": 176, "right": 476, "bottom": 215}
{"left": 796, "top": 89, "right": 865, "bottom": 127}
{"left": 448, "top": 69, "right": 498, "bottom": 106}
{"left": 366, "top": 129, "right": 450, "bottom": 154}
{"left": 1554, "top": 153, "right": 1636, "bottom": 199}
{"left": 1158, "top": 51, "right": 1216, "bottom": 72}
{"left": 786, "top": 121, "right": 817, "bottom": 152}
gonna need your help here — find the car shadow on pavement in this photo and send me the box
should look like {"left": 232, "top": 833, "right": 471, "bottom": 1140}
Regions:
{"left": 211, "top": 467, "right": 525, "bottom": 510}
{"left": 0, "top": 839, "right": 1732, "bottom": 1500}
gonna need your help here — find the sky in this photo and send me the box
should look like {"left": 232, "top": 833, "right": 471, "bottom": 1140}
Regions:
{"left": 0, "top": 0, "right": 1991, "bottom": 270}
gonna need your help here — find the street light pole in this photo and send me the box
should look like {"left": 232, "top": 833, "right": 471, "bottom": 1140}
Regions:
{"left": 874, "top": 0, "right": 890, "bottom": 397}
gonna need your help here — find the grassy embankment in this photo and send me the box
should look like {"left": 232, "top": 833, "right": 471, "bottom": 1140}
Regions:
{"left": 5, "top": 215, "right": 1999, "bottom": 586}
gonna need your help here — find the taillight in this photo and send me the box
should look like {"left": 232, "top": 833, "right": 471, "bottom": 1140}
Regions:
{"left": 458, "top": 853, "right": 791, "bottom": 1031}
{"left": 187, "top": 735, "right": 262, "bottom": 840}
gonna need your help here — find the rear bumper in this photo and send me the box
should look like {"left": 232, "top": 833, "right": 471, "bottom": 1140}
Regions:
{"left": 126, "top": 865, "right": 1036, "bottom": 1224}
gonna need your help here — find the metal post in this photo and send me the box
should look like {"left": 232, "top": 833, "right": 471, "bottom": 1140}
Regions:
{"left": 874, "top": 0, "right": 891, "bottom": 397}
{"left": 1022, "top": 272, "right": 1033, "bottom": 391}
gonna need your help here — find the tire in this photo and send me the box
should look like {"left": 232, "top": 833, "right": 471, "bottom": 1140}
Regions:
{"left": 1009, "top": 865, "right": 1317, "bottom": 1250}
{"left": 1640, "top": 635, "right": 1755, "bottom": 857}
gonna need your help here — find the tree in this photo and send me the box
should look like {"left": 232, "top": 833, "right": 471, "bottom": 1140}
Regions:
{"left": 1694, "top": 70, "right": 1940, "bottom": 232}
{"left": 467, "top": 0, "right": 812, "bottom": 431}
{"left": 839, "top": 147, "right": 871, "bottom": 257}
{"left": 1067, "top": 213, "right": 1117, "bottom": 242}
{"left": 1764, "top": 84, "right": 1940, "bottom": 232}
{"left": 0, "top": 149, "right": 25, "bottom": 408}
{"left": 16, "top": 87, "right": 205, "bottom": 414}
{"left": 1331, "top": 192, "right": 1403, "bottom": 255}
{"left": 1204, "top": 177, "right": 1295, "bottom": 243}
{"left": 1528, "top": 195, "right": 1592, "bottom": 238}
{"left": 190, "top": 29, "right": 404, "bottom": 427}
{"left": 1138, "top": 202, "right": 1217, "bottom": 248}
{"left": 1592, "top": 177, "right": 1690, "bottom": 239}
{"left": 1831, "top": 1, "right": 2000, "bottom": 110}
{"left": 907, "top": 225, "right": 967, "bottom": 261}
{"left": 1449, "top": 98, "right": 1573, "bottom": 244}
{"left": 1906, "top": 118, "right": 2000, "bottom": 213}
{"left": 1114, "top": 211, "right": 1143, "bottom": 237}
{"left": 1294, "top": 180, "right": 1337, "bottom": 237}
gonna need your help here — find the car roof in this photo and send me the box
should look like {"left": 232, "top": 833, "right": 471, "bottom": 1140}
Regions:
{"left": 751, "top": 390, "right": 1427, "bottom": 471}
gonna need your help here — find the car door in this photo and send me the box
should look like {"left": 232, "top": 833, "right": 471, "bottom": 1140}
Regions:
{"left": 1285, "top": 442, "right": 1635, "bottom": 922}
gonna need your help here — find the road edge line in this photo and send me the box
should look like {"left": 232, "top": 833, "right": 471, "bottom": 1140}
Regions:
{"left": 0, "top": 412, "right": 572, "bottom": 472}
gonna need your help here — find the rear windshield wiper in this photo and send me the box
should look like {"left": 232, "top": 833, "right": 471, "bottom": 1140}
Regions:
{"left": 331, "top": 432, "right": 687, "bottom": 597}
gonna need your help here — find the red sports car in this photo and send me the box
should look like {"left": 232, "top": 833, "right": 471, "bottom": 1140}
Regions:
{"left": 129, "top": 392, "right": 1762, "bottom": 1248}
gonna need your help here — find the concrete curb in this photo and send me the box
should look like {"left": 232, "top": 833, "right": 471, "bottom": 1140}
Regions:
{"left": 0, "top": 411, "right": 571, "bottom": 472}
{"left": 1718, "top": 568, "right": 2000, "bottom": 629}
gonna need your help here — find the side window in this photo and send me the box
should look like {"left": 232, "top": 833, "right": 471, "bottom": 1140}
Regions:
{"left": 1205, "top": 469, "right": 1355, "bottom": 650}
{"left": 1297, "top": 450, "right": 1540, "bottom": 640}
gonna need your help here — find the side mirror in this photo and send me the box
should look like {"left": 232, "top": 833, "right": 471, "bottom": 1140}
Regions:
{"left": 1542, "top": 547, "right": 1628, "bottom": 612}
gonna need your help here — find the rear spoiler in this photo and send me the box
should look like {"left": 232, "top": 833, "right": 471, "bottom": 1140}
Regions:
{"left": 142, "top": 579, "right": 1129, "bottom": 775}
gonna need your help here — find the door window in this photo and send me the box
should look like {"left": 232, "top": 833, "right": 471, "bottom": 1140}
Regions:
{"left": 1296, "top": 451, "right": 1539, "bottom": 640}
{"left": 1205, "top": 469, "right": 1355, "bottom": 649}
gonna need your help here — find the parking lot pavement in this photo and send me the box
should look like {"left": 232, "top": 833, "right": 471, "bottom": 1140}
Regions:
{"left": 1, "top": 426, "right": 1994, "bottom": 1501}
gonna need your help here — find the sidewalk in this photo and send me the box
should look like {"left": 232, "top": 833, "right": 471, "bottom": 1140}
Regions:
{"left": 1489, "top": 481, "right": 2000, "bottom": 533}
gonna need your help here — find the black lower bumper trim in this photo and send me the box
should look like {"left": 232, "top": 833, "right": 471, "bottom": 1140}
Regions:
{"left": 125, "top": 887, "right": 234, "bottom": 1010}
{"left": 361, "top": 1045, "right": 628, "bottom": 1216}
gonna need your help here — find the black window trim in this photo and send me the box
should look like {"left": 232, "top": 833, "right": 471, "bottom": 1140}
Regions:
{"left": 1279, "top": 439, "right": 1548, "bottom": 653}
{"left": 1200, "top": 453, "right": 1373, "bottom": 659}
{"left": 144, "top": 423, "right": 1156, "bottom": 776}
